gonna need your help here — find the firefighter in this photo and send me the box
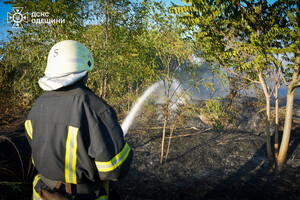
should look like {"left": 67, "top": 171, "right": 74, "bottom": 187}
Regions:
{"left": 25, "top": 40, "right": 133, "bottom": 200}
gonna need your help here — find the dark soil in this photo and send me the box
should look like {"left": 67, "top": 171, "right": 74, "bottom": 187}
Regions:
{"left": 113, "top": 128, "right": 300, "bottom": 200}
{"left": 1, "top": 100, "right": 300, "bottom": 200}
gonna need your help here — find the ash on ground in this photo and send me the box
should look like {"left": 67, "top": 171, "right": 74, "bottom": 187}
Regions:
{"left": 112, "top": 97, "right": 300, "bottom": 200}
{"left": 113, "top": 129, "right": 300, "bottom": 200}
{"left": 0, "top": 96, "right": 300, "bottom": 200}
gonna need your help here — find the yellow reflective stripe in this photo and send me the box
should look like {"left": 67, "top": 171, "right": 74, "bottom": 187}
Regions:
{"left": 25, "top": 120, "right": 33, "bottom": 139}
{"left": 95, "top": 143, "right": 131, "bottom": 172}
{"left": 96, "top": 195, "right": 108, "bottom": 200}
{"left": 32, "top": 156, "right": 35, "bottom": 166}
{"left": 65, "top": 126, "right": 78, "bottom": 184}
{"left": 33, "top": 174, "right": 42, "bottom": 200}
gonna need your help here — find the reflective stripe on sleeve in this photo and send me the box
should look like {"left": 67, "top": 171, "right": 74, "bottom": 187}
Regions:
{"left": 33, "top": 174, "right": 42, "bottom": 200}
{"left": 95, "top": 143, "right": 131, "bottom": 172}
{"left": 25, "top": 120, "right": 33, "bottom": 139}
{"left": 96, "top": 195, "right": 108, "bottom": 200}
{"left": 65, "top": 126, "right": 79, "bottom": 184}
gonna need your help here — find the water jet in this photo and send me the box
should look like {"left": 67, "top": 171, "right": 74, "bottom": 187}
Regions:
{"left": 121, "top": 81, "right": 161, "bottom": 136}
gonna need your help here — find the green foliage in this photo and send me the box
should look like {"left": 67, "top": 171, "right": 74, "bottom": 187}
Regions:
{"left": 171, "top": 0, "right": 298, "bottom": 75}
{"left": 200, "top": 98, "right": 237, "bottom": 132}
{"left": 1, "top": 0, "right": 89, "bottom": 98}
{"left": 200, "top": 98, "right": 224, "bottom": 131}
{"left": 172, "top": 0, "right": 300, "bottom": 168}
{"left": 0, "top": 0, "right": 160, "bottom": 110}
{"left": 1, "top": 0, "right": 205, "bottom": 119}
{"left": 83, "top": 0, "right": 162, "bottom": 110}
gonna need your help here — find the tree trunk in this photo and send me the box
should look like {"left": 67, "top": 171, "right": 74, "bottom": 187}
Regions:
{"left": 258, "top": 72, "right": 274, "bottom": 166}
{"left": 101, "top": 0, "right": 110, "bottom": 99}
{"left": 265, "top": 95, "right": 274, "bottom": 166}
{"left": 277, "top": 65, "right": 300, "bottom": 169}
{"left": 103, "top": 75, "right": 107, "bottom": 99}
{"left": 274, "top": 84, "right": 279, "bottom": 160}
{"left": 99, "top": 71, "right": 105, "bottom": 98}
{"left": 128, "top": 84, "right": 133, "bottom": 112}
{"left": 275, "top": 0, "right": 300, "bottom": 169}
{"left": 160, "top": 114, "right": 168, "bottom": 164}
{"left": 161, "top": 77, "right": 171, "bottom": 164}
{"left": 165, "top": 119, "right": 177, "bottom": 161}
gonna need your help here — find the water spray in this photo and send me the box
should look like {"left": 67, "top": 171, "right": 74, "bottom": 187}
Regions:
{"left": 121, "top": 81, "right": 160, "bottom": 136}
{"left": 121, "top": 79, "right": 187, "bottom": 136}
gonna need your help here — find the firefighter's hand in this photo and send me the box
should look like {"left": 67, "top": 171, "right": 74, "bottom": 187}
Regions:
{"left": 38, "top": 188, "right": 71, "bottom": 200}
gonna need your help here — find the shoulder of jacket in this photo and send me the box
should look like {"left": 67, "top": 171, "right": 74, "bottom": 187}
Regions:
{"left": 80, "top": 86, "right": 112, "bottom": 116}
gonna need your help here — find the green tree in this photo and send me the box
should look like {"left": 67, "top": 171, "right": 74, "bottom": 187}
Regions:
{"left": 1, "top": 0, "right": 89, "bottom": 98}
{"left": 85, "top": 0, "right": 159, "bottom": 112}
{"left": 171, "top": 0, "right": 300, "bottom": 168}
{"left": 139, "top": 1, "right": 204, "bottom": 163}
{"left": 1, "top": 0, "right": 159, "bottom": 115}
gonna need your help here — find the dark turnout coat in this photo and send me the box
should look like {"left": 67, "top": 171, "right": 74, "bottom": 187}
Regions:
{"left": 25, "top": 82, "right": 132, "bottom": 185}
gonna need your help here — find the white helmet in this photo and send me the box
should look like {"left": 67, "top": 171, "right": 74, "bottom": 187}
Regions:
{"left": 45, "top": 40, "right": 94, "bottom": 76}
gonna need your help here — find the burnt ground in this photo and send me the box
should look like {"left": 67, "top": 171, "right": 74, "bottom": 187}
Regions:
{"left": 114, "top": 128, "right": 300, "bottom": 200}
{"left": 1, "top": 98, "right": 300, "bottom": 200}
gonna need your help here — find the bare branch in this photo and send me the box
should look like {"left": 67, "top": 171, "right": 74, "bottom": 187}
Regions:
{"left": 269, "top": 66, "right": 277, "bottom": 82}
{"left": 293, "top": 78, "right": 300, "bottom": 89}
{"left": 258, "top": 71, "right": 270, "bottom": 98}
{"left": 231, "top": 26, "right": 242, "bottom": 41}
{"left": 278, "top": 69, "right": 289, "bottom": 87}
{"left": 236, "top": 0, "right": 256, "bottom": 24}
{"left": 269, "top": 78, "right": 282, "bottom": 97}
{"left": 211, "top": 34, "right": 240, "bottom": 52}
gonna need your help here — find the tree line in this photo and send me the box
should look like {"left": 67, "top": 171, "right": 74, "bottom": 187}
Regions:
{"left": 171, "top": 0, "right": 300, "bottom": 168}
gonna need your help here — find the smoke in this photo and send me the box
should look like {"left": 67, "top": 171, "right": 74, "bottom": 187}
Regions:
{"left": 121, "top": 79, "right": 187, "bottom": 135}
{"left": 155, "top": 79, "right": 187, "bottom": 120}
{"left": 121, "top": 66, "right": 231, "bottom": 135}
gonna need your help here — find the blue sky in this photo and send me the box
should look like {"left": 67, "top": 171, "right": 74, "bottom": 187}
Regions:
{"left": 0, "top": 0, "right": 187, "bottom": 41}
{"left": 0, "top": 0, "right": 278, "bottom": 41}
{"left": 0, "top": 0, "right": 13, "bottom": 41}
